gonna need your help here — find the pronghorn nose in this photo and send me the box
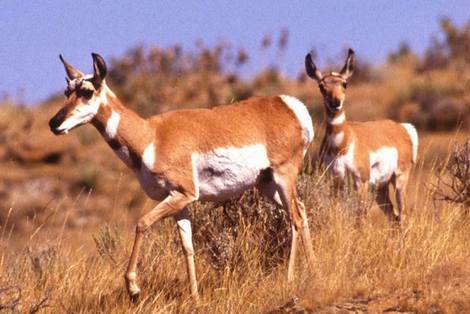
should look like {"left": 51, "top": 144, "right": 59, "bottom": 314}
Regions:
{"left": 49, "top": 117, "right": 61, "bottom": 134}
{"left": 331, "top": 99, "right": 341, "bottom": 109}
{"left": 49, "top": 108, "right": 66, "bottom": 134}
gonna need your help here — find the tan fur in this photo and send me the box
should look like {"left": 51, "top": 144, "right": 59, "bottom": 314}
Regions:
{"left": 50, "top": 54, "right": 315, "bottom": 300}
{"left": 306, "top": 49, "right": 417, "bottom": 223}
{"left": 321, "top": 110, "right": 414, "bottom": 180}
{"left": 90, "top": 93, "right": 306, "bottom": 198}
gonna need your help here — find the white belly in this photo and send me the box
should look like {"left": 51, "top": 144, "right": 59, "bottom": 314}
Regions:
{"left": 193, "top": 144, "right": 270, "bottom": 201}
{"left": 369, "top": 147, "right": 398, "bottom": 185}
{"left": 324, "top": 143, "right": 399, "bottom": 186}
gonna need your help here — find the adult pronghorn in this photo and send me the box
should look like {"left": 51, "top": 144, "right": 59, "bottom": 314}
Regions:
{"left": 305, "top": 49, "right": 418, "bottom": 223}
{"left": 49, "top": 53, "right": 315, "bottom": 300}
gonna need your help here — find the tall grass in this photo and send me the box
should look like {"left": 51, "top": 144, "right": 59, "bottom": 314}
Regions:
{"left": 1, "top": 157, "right": 469, "bottom": 313}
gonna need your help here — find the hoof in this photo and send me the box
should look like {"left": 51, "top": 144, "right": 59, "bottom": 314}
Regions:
{"left": 125, "top": 272, "right": 140, "bottom": 303}
{"left": 129, "top": 290, "right": 141, "bottom": 303}
{"left": 392, "top": 214, "right": 401, "bottom": 226}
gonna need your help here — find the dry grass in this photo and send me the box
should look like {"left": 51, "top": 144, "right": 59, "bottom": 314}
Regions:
{"left": 1, "top": 21, "right": 470, "bottom": 313}
{"left": 1, "top": 157, "right": 469, "bottom": 313}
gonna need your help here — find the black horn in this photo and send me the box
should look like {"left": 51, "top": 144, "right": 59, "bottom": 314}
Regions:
{"left": 59, "top": 54, "right": 84, "bottom": 80}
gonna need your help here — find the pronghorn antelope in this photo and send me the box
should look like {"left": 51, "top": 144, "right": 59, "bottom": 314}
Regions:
{"left": 49, "top": 53, "right": 315, "bottom": 300}
{"left": 305, "top": 49, "right": 418, "bottom": 222}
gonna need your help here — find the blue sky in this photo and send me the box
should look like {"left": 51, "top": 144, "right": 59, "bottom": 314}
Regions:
{"left": 1, "top": 1, "right": 469, "bottom": 104}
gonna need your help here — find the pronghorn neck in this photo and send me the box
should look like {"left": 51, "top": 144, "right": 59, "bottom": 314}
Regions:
{"left": 91, "top": 84, "right": 154, "bottom": 170}
{"left": 324, "top": 108, "right": 349, "bottom": 153}
{"left": 326, "top": 108, "right": 346, "bottom": 131}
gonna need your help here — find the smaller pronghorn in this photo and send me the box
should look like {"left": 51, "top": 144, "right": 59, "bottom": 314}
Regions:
{"left": 49, "top": 53, "right": 315, "bottom": 301}
{"left": 305, "top": 49, "right": 418, "bottom": 222}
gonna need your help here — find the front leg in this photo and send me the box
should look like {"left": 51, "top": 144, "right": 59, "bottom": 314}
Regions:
{"left": 125, "top": 191, "right": 195, "bottom": 301}
{"left": 332, "top": 176, "right": 345, "bottom": 196}
{"left": 174, "top": 208, "right": 198, "bottom": 299}
{"left": 354, "top": 178, "right": 369, "bottom": 217}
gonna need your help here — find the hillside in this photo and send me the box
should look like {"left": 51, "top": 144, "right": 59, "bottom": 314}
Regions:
{"left": 0, "top": 18, "right": 469, "bottom": 313}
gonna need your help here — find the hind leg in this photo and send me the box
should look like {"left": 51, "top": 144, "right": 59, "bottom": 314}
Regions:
{"left": 270, "top": 172, "right": 314, "bottom": 282}
{"left": 257, "top": 174, "right": 283, "bottom": 207}
{"left": 376, "top": 184, "right": 398, "bottom": 223}
{"left": 355, "top": 179, "right": 370, "bottom": 217}
{"left": 393, "top": 169, "right": 410, "bottom": 224}
{"left": 257, "top": 175, "right": 298, "bottom": 281}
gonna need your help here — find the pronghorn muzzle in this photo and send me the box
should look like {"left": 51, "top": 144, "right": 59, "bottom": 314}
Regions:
{"left": 49, "top": 107, "right": 68, "bottom": 135}
{"left": 327, "top": 99, "right": 342, "bottom": 112}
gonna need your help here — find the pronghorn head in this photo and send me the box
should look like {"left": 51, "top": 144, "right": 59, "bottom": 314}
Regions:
{"left": 305, "top": 49, "right": 355, "bottom": 114}
{"left": 49, "top": 53, "right": 108, "bottom": 135}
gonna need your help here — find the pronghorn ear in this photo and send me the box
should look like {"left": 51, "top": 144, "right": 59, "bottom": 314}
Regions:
{"left": 59, "top": 54, "right": 84, "bottom": 80}
{"left": 305, "top": 53, "right": 323, "bottom": 82}
{"left": 91, "top": 52, "right": 107, "bottom": 87}
{"left": 340, "top": 48, "right": 355, "bottom": 79}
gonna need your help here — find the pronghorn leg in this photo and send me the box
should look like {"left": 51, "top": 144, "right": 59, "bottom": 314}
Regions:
{"left": 257, "top": 175, "right": 283, "bottom": 207}
{"left": 376, "top": 184, "right": 397, "bottom": 223}
{"left": 294, "top": 194, "right": 315, "bottom": 271}
{"left": 332, "top": 176, "right": 345, "bottom": 197}
{"left": 275, "top": 174, "right": 314, "bottom": 281}
{"left": 355, "top": 180, "right": 369, "bottom": 218}
{"left": 257, "top": 173, "right": 300, "bottom": 281}
{"left": 125, "top": 191, "right": 194, "bottom": 301}
{"left": 174, "top": 208, "right": 198, "bottom": 299}
{"left": 393, "top": 169, "right": 410, "bottom": 224}
{"left": 287, "top": 223, "right": 299, "bottom": 282}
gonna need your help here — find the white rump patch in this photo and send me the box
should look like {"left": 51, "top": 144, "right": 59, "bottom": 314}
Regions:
{"left": 193, "top": 144, "right": 270, "bottom": 201}
{"left": 327, "top": 112, "right": 345, "bottom": 125}
{"left": 401, "top": 123, "right": 418, "bottom": 163}
{"left": 142, "top": 142, "right": 156, "bottom": 170}
{"left": 279, "top": 95, "right": 314, "bottom": 153}
{"left": 369, "top": 147, "right": 398, "bottom": 185}
{"left": 105, "top": 111, "right": 120, "bottom": 139}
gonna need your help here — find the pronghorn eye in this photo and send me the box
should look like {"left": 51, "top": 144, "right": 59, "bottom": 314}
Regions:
{"left": 342, "top": 82, "right": 348, "bottom": 89}
{"left": 319, "top": 84, "right": 325, "bottom": 93}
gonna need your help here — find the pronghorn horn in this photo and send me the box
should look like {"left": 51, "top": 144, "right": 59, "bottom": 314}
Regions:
{"left": 305, "top": 52, "right": 323, "bottom": 82}
{"left": 91, "top": 52, "right": 107, "bottom": 86}
{"left": 340, "top": 48, "right": 355, "bottom": 79}
{"left": 59, "top": 54, "right": 84, "bottom": 80}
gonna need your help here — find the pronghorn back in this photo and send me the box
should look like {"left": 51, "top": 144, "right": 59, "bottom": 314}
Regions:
{"left": 149, "top": 95, "right": 312, "bottom": 163}
{"left": 147, "top": 95, "right": 313, "bottom": 201}
{"left": 334, "top": 120, "right": 417, "bottom": 185}
{"left": 348, "top": 120, "right": 416, "bottom": 165}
